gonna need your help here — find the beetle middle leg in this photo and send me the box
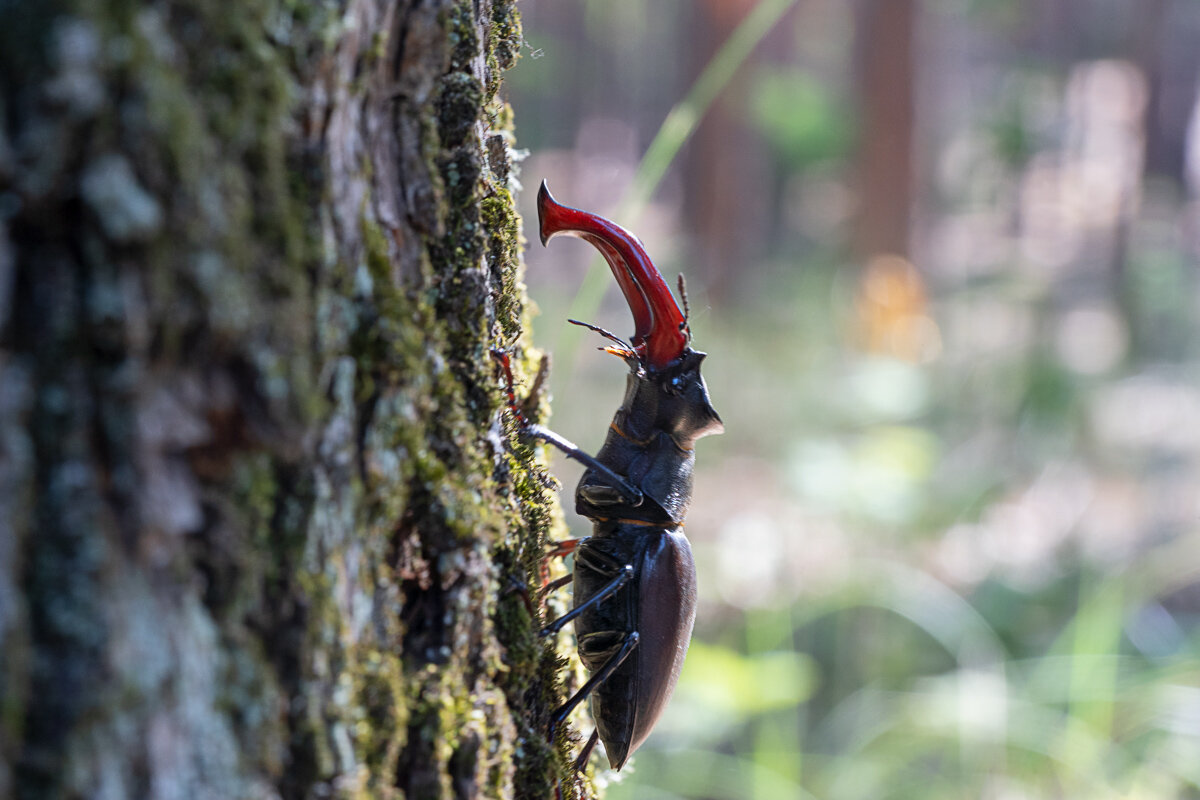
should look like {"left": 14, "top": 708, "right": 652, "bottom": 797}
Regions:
{"left": 540, "top": 537, "right": 583, "bottom": 588}
{"left": 540, "top": 573, "right": 573, "bottom": 600}
{"left": 539, "top": 559, "right": 632, "bottom": 638}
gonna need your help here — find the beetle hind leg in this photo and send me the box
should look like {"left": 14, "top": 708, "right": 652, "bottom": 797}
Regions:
{"left": 569, "top": 728, "right": 601, "bottom": 775}
{"left": 552, "top": 728, "right": 601, "bottom": 800}
{"left": 547, "top": 630, "right": 639, "bottom": 740}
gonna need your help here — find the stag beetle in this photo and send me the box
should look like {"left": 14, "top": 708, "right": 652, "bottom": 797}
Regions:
{"left": 499, "top": 182, "right": 723, "bottom": 772}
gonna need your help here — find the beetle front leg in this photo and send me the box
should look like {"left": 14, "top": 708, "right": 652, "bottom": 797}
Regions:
{"left": 523, "top": 423, "right": 643, "bottom": 507}
{"left": 492, "top": 348, "right": 643, "bottom": 506}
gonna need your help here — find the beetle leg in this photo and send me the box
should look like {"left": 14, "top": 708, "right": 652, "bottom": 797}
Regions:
{"left": 547, "top": 630, "right": 639, "bottom": 738}
{"left": 539, "top": 564, "right": 632, "bottom": 638}
{"left": 501, "top": 574, "right": 536, "bottom": 617}
{"left": 541, "top": 537, "right": 583, "bottom": 584}
{"left": 573, "top": 728, "right": 600, "bottom": 772}
{"left": 539, "top": 573, "right": 573, "bottom": 600}
{"left": 545, "top": 537, "right": 582, "bottom": 558}
{"left": 492, "top": 349, "right": 642, "bottom": 505}
{"left": 523, "top": 423, "right": 643, "bottom": 507}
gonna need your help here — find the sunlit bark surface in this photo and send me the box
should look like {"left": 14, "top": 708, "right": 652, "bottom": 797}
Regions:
{"left": 0, "top": 2, "right": 569, "bottom": 798}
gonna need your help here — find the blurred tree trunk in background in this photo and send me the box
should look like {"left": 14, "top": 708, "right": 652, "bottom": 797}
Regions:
{"left": 853, "top": 0, "right": 916, "bottom": 261}
{"left": 0, "top": 2, "right": 568, "bottom": 799}
{"left": 684, "top": 0, "right": 770, "bottom": 305}
{"left": 1131, "top": 0, "right": 1175, "bottom": 181}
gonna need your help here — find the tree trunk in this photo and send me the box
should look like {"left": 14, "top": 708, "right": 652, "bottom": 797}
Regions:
{"left": 0, "top": 1, "right": 573, "bottom": 798}
{"left": 853, "top": 0, "right": 916, "bottom": 261}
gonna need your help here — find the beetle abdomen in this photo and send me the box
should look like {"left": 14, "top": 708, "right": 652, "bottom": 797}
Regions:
{"left": 625, "top": 528, "right": 697, "bottom": 764}
{"left": 576, "top": 526, "right": 697, "bottom": 770}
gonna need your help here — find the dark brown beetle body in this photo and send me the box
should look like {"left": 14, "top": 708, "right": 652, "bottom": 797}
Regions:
{"left": 522, "top": 183, "right": 722, "bottom": 772}
{"left": 572, "top": 525, "right": 696, "bottom": 769}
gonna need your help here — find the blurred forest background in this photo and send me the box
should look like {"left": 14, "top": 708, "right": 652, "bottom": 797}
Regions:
{"left": 504, "top": 1, "right": 1200, "bottom": 798}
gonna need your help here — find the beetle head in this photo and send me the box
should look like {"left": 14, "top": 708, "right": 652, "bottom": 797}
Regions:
{"left": 652, "top": 350, "right": 723, "bottom": 447}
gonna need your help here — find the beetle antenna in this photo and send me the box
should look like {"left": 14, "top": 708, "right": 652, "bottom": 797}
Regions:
{"left": 568, "top": 319, "right": 636, "bottom": 359}
{"left": 677, "top": 274, "right": 692, "bottom": 342}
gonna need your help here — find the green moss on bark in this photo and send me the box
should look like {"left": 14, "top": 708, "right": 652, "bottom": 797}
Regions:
{"left": 327, "top": 0, "right": 577, "bottom": 796}
{"left": 1, "top": 0, "right": 578, "bottom": 797}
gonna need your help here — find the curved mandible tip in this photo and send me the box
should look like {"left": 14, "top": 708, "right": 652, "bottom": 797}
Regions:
{"left": 536, "top": 181, "right": 688, "bottom": 369}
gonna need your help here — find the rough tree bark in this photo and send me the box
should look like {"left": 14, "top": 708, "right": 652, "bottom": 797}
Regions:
{"left": 0, "top": 1, "right": 578, "bottom": 798}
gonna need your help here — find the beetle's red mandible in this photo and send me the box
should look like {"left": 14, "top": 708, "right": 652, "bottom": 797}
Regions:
{"left": 536, "top": 181, "right": 689, "bottom": 370}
